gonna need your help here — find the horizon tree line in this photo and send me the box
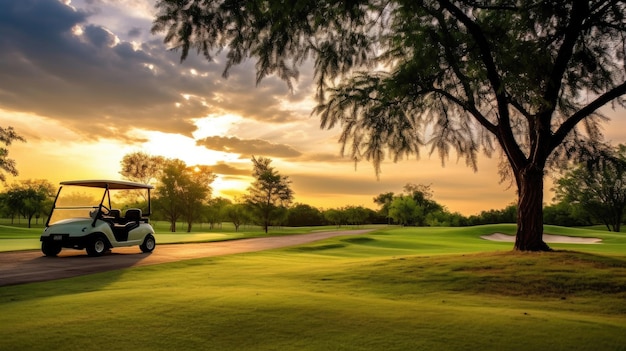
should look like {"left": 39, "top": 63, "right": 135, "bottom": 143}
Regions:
{"left": 0, "top": 148, "right": 624, "bottom": 231}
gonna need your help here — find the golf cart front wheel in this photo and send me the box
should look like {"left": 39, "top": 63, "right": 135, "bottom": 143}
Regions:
{"left": 42, "top": 241, "right": 62, "bottom": 257}
{"left": 86, "top": 235, "right": 108, "bottom": 257}
{"left": 140, "top": 234, "right": 156, "bottom": 253}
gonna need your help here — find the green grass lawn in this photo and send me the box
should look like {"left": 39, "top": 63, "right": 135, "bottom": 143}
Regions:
{"left": 0, "top": 225, "right": 625, "bottom": 350}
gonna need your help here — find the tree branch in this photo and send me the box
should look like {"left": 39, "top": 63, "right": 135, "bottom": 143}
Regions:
{"left": 436, "top": 0, "right": 507, "bottom": 115}
{"left": 436, "top": 0, "right": 528, "bottom": 168}
{"left": 551, "top": 81, "right": 626, "bottom": 151}
{"left": 432, "top": 88, "right": 497, "bottom": 134}
{"left": 541, "top": 1, "right": 589, "bottom": 118}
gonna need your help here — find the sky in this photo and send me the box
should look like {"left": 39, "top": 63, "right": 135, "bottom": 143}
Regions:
{"left": 1, "top": 0, "right": 625, "bottom": 215}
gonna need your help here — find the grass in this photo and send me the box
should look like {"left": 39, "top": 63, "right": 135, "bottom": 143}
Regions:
{"left": 1, "top": 225, "right": 625, "bottom": 350}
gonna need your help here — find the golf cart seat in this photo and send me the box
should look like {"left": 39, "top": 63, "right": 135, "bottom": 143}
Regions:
{"left": 109, "top": 209, "right": 121, "bottom": 222}
{"left": 125, "top": 208, "right": 142, "bottom": 222}
{"left": 112, "top": 209, "right": 142, "bottom": 242}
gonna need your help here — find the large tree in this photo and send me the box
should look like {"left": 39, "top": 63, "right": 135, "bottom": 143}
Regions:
{"left": 245, "top": 156, "right": 294, "bottom": 233}
{"left": 153, "top": 0, "right": 626, "bottom": 251}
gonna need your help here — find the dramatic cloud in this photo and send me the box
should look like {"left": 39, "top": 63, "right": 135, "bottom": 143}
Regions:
{"left": 0, "top": 0, "right": 311, "bottom": 143}
{"left": 197, "top": 136, "right": 302, "bottom": 158}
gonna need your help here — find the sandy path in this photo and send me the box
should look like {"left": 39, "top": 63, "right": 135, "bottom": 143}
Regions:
{"left": 0, "top": 229, "right": 373, "bottom": 287}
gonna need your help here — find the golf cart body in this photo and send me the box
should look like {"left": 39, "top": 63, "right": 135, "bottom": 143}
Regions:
{"left": 40, "top": 180, "right": 156, "bottom": 257}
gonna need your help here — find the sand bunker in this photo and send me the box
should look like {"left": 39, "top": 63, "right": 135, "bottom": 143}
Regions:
{"left": 481, "top": 233, "right": 602, "bottom": 244}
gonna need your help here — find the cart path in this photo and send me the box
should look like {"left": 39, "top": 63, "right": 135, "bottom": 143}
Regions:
{"left": 0, "top": 229, "right": 373, "bottom": 287}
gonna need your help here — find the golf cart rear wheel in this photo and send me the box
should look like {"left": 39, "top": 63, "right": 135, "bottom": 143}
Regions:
{"left": 42, "top": 241, "right": 62, "bottom": 257}
{"left": 86, "top": 235, "right": 108, "bottom": 257}
{"left": 140, "top": 234, "right": 156, "bottom": 253}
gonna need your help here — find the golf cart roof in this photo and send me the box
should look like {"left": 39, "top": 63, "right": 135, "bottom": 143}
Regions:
{"left": 60, "top": 180, "right": 154, "bottom": 190}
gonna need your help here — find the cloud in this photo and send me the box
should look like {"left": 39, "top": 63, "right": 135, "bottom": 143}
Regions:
{"left": 300, "top": 152, "right": 355, "bottom": 163}
{"left": 197, "top": 136, "right": 302, "bottom": 158}
{"left": 290, "top": 174, "right": 394, "bottom": 197}
{"left": 0, "top": 0, "right": 313, "bottom": 143}
{"left": 208, "top": 161, "right": 250, "bottom": 176}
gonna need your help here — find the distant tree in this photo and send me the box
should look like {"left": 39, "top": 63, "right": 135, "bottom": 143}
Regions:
{"left": 389, "top": 196, "right": 419, "bottom": 226}
{"left": 120, "top": 151, "right": 165, "bottom": 185}
{"left": 553, "top": 144, "right": 626, "bottom": 232}
{"left": 271, "top": 206, "right": 289, "bottom": 228}
{"left": 245, "top": 156, "right": 294, "bottom": 233}
{"left": 286, "top": 203, "right": 325, "bottom": 227}
{"left": 206, "top": 197, "right": 232, "bottom": 229}
{"left": 403, "top": 183, "right": 443, "bottom": 226}
{"left": 468, "top": 204, "right": 517, "bottom": 225}
{"left": 0, "top": 192, "right": 17, "bottom": 223}
{"left": 323, "top": 208, "right": 345, "bottom": 228}
{"left": 442, "top": 211, "right": 469, "bottom": 227}
{"left": 344, "top": 205, "right": 371, "bottom": 226}
{"left": 543, "top": 202, "right": 591, "bottom": 227}
{"left": 373, "top": 192, "right": 395, "bottom": 224}
{"left": 119, "top": 152, "right": 165, "bottom": 204}
{"left": 224, "top": 202, "right": 249, "bottom": 232}
{"left": 154, "top": 159, "right": 186, "bottom": 232}
{"left": 181, "top": 165, "right": 216, "bottom": 232}
{"left": 153, "top": 0, "right": 626, "bottom": 251}
{"left": 154, "top": 159, "right": 216, "bottom": 232}
{"left": 0, "top": 126, "right": 25, "bottom": 182}
{"left": 3, "top": 179, "right": 55, "bottom": 228}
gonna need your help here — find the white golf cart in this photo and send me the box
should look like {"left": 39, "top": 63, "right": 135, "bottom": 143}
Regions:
{"left": 40, "top": 180, "right": 156, "bottom": 257}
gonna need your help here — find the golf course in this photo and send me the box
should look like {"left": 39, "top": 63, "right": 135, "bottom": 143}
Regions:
{"left": 1, "top": 223, "right": 625, "bottom": 350}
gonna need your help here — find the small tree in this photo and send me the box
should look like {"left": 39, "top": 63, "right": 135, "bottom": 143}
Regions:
{"left": 120, "top": 151, "right": 165, "bottom": 185}
{"left": 181, "top": 165, "right": 216, "bottom": 232}
{"left": 543, "top": 201, "right": 591, "bottom": 227}
{"left": 245, "top": 156, "right": 294, "bottom": 233}
{"left": 286, "top": 203, "right": 325, "bottom": 226}
{"left": 554, "top": 144, "right": 626, "bottom": 232}
{"left": 120, "top": 151, "right": 166, "bottom": 203}
{"left": 403, "top": 184, "right": 443, "bottom": 226}
{"left": 154, "top": 159, "right": 215, "bottom": 232}
{"left": 224, "top": 202, "right": 249, "bottom": 232}
{"left": 154, "top": 159, "right": 186, "bottom": 232}
{"left": 389, "top": 196, "right": 420, "bottom": 226}
{"left": 323, "top": 208, "right": 345, "bottom": 228}
{"left": 206, "top": 197, "right": 232, "bottom": 229}
{"left": 373, "top": 192, "right": 395, "bottom": 224}
{"left": 4, "top": 179, "right": 55, "bottom": 228}
{"left": 344, "top": 206, "right": 370, "bottom": 226}
{"left": 0, "top": 126, "right": 25, "bottom": 182}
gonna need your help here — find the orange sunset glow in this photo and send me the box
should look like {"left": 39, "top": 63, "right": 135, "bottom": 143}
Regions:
{"left": 1, "top": 0, "right": 625, "bottom": 215}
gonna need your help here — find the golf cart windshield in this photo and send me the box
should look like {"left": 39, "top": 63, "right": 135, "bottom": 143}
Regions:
{"left": 47, "top": 180, "right": 153, "bottom": 226}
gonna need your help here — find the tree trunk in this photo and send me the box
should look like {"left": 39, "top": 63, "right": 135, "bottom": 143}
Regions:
{"left": 514, "top": 165, "right": 551, "bottom": 251}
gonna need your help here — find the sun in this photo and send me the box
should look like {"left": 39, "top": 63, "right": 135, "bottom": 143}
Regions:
{"left": 137, "top": 130, "right": 234, "bottom": 166}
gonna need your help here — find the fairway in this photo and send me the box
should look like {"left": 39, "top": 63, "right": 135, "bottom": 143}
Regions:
{"left": 1, "top": 225, "right": 625, "bottom": 351}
